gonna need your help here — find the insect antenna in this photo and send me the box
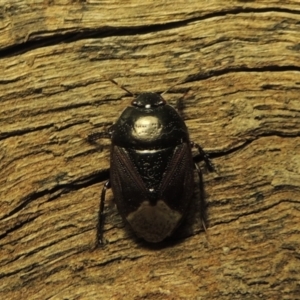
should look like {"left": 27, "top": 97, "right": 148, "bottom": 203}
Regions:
{"left": 108, "top": 78, "right": 134, "bottom": 96}
{"left": 161, "top": 77, "right": 187, "bottom": 96}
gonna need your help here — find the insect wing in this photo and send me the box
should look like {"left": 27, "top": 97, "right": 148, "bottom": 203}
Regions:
{"left": 110, "top": 146, "right": 149, "bottom": 216}
{"left": 159, "top": 143, "right": 194, "bottom": 214}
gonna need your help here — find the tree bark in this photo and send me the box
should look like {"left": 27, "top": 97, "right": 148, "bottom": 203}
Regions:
{"left": 0, "top": 1, "right": 300, "bottom": 299}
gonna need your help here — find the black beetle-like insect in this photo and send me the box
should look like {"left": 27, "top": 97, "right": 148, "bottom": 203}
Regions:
{"left": 88, "top": 81, "right": 214, "bottom": 245}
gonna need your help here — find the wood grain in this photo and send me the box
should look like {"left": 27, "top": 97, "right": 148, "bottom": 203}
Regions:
{"left": 0, "top": 1, "right": 300, "bottom": 299}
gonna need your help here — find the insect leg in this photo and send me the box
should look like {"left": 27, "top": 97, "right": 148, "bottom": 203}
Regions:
{"left": 96, "top": 180, "right": 111, "bottom": 247}
{"left": 87, "top": 126, "right": 114, "bottom": 151}
{"left": 191, "top": 141, "right": 215, "bottom": 172}
{"left": 193, "top": 161, "right": 208, "bottom": 232}
{"left": 87, "top": 129, "right": 112, "bottom": 144}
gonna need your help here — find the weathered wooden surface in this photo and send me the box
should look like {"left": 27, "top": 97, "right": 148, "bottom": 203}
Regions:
{"left": 1, "top": 1, "right": 300, "bottom": 299}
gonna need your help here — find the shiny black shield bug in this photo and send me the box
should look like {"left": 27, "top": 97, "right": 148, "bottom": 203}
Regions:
{"left": 88, "top": 80, "right": 214, "bottom": 246}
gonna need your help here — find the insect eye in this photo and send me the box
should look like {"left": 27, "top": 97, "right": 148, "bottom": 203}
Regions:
{"left": 131, "top": 93, "right": 166, "bottom": 108}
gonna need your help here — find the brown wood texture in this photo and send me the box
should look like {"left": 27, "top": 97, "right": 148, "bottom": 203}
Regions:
{"left": 1, "top": 1, "right": 300, "bottom": 299}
